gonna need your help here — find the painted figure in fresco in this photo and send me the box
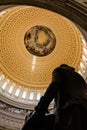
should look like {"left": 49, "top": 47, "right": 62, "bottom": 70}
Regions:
{"left": 22, "top": 64, "right": 87, "bottom": 130}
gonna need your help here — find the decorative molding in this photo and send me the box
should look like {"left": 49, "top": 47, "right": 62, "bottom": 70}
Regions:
{"left": 0, "top": 0, "right": 87, "bottom": 31}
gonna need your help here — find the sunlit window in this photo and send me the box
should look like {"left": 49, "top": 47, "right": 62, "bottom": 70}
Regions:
{"left": 0, "top": 74, "right": 5, "bottom": 82}
{"left": 29, "top": 91, "right": 34, "bottom": 100}
{"left": 8, "top": 84, "right": 14, "bottom": 94}
{"left": 80, "top": 62, "right": 85, "bottom": 69}
{"left": 15, "top": 88, "right": 20, "bottom": 97}
{"left": 22, "top": 90, "right": 27, "bottom": 99}
{"left": 78, "top": 70, "right": 83, "bottom": 76}
{"left": 82, "top": 38, "right": 86, "bottom": 46}
{"left": 36, "top": 92, "right": 41, "bottom": 100}
{"left": 2, "top": 79, "right": 9, "bottom": 90}
{"left": 0, "top": 10, "right": 7, "bottom": 15}
{"left": 80, "top": 62, "right": 86, "bottom": 74}
{"left": 82, "top": 55, "right": 87, "bottom": 63}
{"left": 83, "top": 47, "right": 87, "bottom": 55}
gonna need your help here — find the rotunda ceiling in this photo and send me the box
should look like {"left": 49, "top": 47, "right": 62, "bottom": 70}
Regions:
{"left": 0, "top": 6, "right": 83, "bottom": 89}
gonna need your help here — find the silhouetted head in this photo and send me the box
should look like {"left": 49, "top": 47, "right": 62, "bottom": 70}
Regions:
{"left": 52, "top": 64, "right": 75, "bottom": 82}
{"left": 52, "top": 64, "right": 75, "bottom": 77}
{"left": 59, "top": 64, "right": 75, "bottom": 71}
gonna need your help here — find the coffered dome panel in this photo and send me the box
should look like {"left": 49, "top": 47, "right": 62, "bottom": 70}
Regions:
{"left": 0, "top": 6, "right": 83, "bottom": 88}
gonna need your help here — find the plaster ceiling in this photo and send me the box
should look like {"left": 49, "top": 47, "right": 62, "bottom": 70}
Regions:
{"left": 0, "top": 6, "right": 83, "bottom": 89}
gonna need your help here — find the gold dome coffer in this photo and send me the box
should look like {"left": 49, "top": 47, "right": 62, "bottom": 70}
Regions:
{"left": 24, "top": 25, "right": 56, "bottom": 57}
{"left": 0, "top": 6, "right": 82, "bottom": 88}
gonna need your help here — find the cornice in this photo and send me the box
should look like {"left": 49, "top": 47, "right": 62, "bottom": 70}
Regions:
{"left": 0, "top": 94, "right": 35, "bottom": 109}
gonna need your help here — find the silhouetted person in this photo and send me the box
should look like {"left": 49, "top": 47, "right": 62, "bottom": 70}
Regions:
{"left": 22, "top": 64, "right": 87, "bottom": 130}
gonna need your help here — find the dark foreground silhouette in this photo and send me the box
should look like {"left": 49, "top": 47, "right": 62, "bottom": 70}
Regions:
{"left": 22, "top": 64, "right": 87, "bottom": 130}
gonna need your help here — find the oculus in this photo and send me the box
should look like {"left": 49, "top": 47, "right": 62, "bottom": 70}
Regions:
{"left": 24, "top": 25, "right": 56, "bottom": 56}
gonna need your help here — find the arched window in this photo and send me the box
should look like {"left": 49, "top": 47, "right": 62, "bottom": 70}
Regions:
{"left": 29, "top": 91, "right": 34, "bottom": 100}
{"left": 0, "top": 10, "right": 6, "bottom": 15}
{"left": 15, "top": 88, "right": 20, "bottom": 97}
{"left": 0, "top": 74, "right": 4, "bottom": 82}
{"left": 8, "top": 84, "right": 14, "bottom": 94}
{"left": 2, "top": 79, "right": 9, "bottom": 90}
{"left": 22, "top": 90, "right": 27, "bottom": 99}
{"left": 78, "top": 70, "right": 82, "bottom": 76}
{"left": 80, "top": 62, "right": 85, "bottom": 69}
{"left": 82, "top": 38, "right": 86, "bottom": 46}
{"left": 82, "top": 55, "right": 87, "bottom": 63}
{"left": 83, "top": 48, "right": 87, "bottom": 55}
{"left": 36, "top": 92, "right": 41, "bottom": 100}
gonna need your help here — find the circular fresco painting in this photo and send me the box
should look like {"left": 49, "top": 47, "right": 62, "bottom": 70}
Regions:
{"left": 24, "top": 25, "right": 56, "bottom": 56}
